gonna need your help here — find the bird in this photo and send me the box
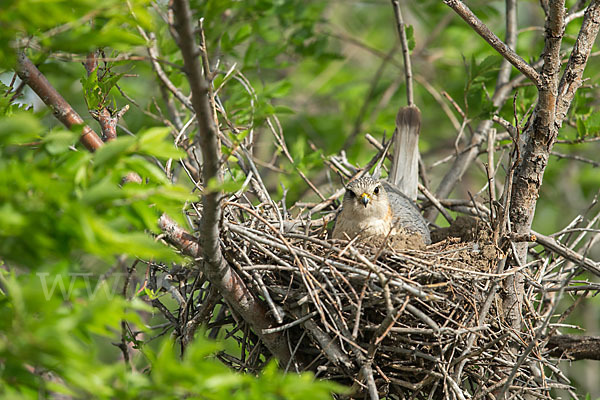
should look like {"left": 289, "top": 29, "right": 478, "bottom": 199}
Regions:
{"left": 332, "top": 176, "right": 431, "bottom": 244}
{"left": 332, "top": 106, "right": 431, "bottom": 245}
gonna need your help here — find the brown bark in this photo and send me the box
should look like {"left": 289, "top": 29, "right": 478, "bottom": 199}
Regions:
{"left": 547, "top": 334, "right": 600, "bottom": 360}
{"left": 170, "top": 0, "right": 292, "bottom": 365}
{"left": 15, "top": 53, "right": 104, "bottom": 151}
{"left": 504, "top": 0, "right": 566, "bottom": 333}
{"left": 508, "top": 1, "right": 600, "bottom": 330}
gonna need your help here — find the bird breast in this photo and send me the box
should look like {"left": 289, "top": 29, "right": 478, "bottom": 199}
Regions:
{"left": 332, "top": 203, "right": 394, "bottom": 239}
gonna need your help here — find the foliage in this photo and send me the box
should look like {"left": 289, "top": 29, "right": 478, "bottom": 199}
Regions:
{"left": 0, "top": 114, "right": 189, "bottom": 266}
{"left": 0, "top": 271, "right": 342, "bottom": 399}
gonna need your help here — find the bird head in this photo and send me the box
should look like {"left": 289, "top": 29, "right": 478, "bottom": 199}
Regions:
{"left": 343, "top": 176, "right": 390, "bottom": 216}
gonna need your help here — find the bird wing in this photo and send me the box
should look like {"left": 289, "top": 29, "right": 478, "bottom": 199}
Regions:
{"left": 382, "top": 181, "right": 431, "bottom": 244}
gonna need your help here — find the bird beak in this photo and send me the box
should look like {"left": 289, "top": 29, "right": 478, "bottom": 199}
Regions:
{"left": 360, "top": 193, "right": 370, "bottom": 207}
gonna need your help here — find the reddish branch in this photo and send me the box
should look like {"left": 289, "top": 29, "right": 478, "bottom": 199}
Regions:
{"left": 15, "top": 53, "right": 104, "bottom": 151}
{"left": 83, "top": 52, "right": 129, "bottom": 141}
{"left": 170, "top": 0, "right": 292, "bottom": 364}
{"left": 158, "top": 214, "right": 200, "bottom": 258}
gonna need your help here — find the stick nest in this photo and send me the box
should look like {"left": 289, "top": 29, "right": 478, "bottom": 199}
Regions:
{"left": 220, "top": 206, "right": 564, "bottom": 399}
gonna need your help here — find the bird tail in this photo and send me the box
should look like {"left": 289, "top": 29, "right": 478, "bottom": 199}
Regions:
{"left": 389, "top": 105, "right": 421, "bottom": 201}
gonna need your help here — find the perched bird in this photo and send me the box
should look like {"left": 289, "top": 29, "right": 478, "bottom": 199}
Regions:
{"left": 332, "top": 176, "right": 431, "bottom": 244}
{"left": 332, "top": 106, "right": 431, "bottom": 245}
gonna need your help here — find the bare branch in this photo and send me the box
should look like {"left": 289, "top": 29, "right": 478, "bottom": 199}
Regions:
{"left": 556, "top": 0, "right": 600, "bottom": 124}
{"left": 443, "top": 0, "right": 541, "bottom": 86}
{"left": 170, "top": 0, "right": 292, "bottom": 365}
{"left": 546, "top": 334, "right": 600, "bottom": 360}
{"left": 496, "top": 0, "right": 518, "bottom": 87}
{"left": 15, "top": 53, "right": 104, "bottom": 151}
{"left": 391, "top": 0, "right": 414, "bottom": 105}
{"left": 533, "top": 230, "right": 600, "bottom": 277}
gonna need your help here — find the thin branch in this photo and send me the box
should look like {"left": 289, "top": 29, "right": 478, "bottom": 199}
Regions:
{"left": 14, "top": 53, "right": 104, "bottom": 151}
{"left": 556, "top": 0, "right": 600, "bottom": 124}
{"left": 533, "top": 230, "right": 600, "bottom": 277}
{"left": 170, "top": 0, "right": 292, "bottom": 365}
{"left": 443, "top": 0, "right": 541, "bottom": 86}
{"left": 496, "top": 0, "right": 518, "bottom": 87}
{"left": 391, "top": 0, "right": 415, "bottom": 105}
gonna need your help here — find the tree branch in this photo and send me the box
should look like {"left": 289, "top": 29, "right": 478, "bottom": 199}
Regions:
{"left": 425, "top": 0, "right": 526, "bottom": 221}
{"left": 158, "top": 214, "right": 201, "bottom": 258}
{"left": 170, "top": 0, "right": 292, "bottom": 365}
{"left": 533, "top": 230, "right": 600, "bottom": 277}
{"left": 391, "top": 0, "right": 414, "bottom": 105}
{"left": 509, "top": 0, "right": 566, "bottom": 255}
{"left": 496, "top": 0, "right": 518, "bottom": 87}
{"left": 15, "top": 53, "right": 104, "bottom": 151}
{"left": 556, "top": 0, "right": 600, "bottom": 124}
{"left": 443, "top": 0, "right": 541, "bottom": 86}
{"left": 546, "top": 334, "right": 600, "bottom": 360}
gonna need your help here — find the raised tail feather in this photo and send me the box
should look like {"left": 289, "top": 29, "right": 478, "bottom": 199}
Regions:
{"left": 389, "top": 105, "right": 421, "bottom": 202}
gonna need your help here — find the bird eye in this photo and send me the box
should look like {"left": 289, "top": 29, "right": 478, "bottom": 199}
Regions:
{"left": 347, "top": 190, "right": 356, "bottom": 198}
{"left": 374, "top": 186, "right": 380, "bottom": 195}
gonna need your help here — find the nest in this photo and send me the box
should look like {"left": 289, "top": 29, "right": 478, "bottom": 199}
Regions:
{"left": 218, "top": 207, "right": 568, "bottom": 399}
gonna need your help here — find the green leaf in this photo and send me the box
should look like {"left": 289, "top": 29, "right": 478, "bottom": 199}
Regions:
{"left": 122, "top": 157, "right": 169, "bottom": 184}
{"left": 80, "top": 68, "right": 102, "bottom": 109}
{"left": 232, "top": 24, "right": 252, "bottom": 46}
{"left": 93, "top": 136, "right": 136, "bottom": 166}
{"left": 206, "top": 177, "right": 244, "bottom": 193}
{"left": 583, "top": 112, "right": 600, "bottom": 135}
{"left": 0, "top": 112, "right": 43, "bottom": 145}
{"left": 274, "top": 105, "right": 295, "bottom": 114}
{"left": 137, "top": 127, "right": 185, "bottom": 159}
{"left": 577, "top": 117, "right": 587, "bottom": 138}
{"left": 42, "top": 128, "right": 79, "bottom": 155}
{"left": 80, "top": 177, "right": 122, "bottom": 206}
{"left": 406, "top": 25, "right": 416, "bottom": 51}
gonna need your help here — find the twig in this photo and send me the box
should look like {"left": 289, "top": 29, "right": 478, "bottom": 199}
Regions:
{"left": 391, "top": 0, "right": 415, "bottom": 105}
{"left": 443, "top": 0, "right": 540, "bottom": 86}
{"left": 171, "top": 0, "right": 292, "bottom": 365}
{"left": 15, "top": 53, "right": 104, "bottom": 151}
{"left": 418, "top": 184, "right": 454, "bottom": 224}
{"left": 533, "top": 230, "right": 600, "bottom": 277}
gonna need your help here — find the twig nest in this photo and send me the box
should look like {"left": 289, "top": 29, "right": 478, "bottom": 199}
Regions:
{"left": 222, "top": 208, "right": 552, "bottom": 398}
{"left": 431, "top": 215, "right": 493, "bottom": 243}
